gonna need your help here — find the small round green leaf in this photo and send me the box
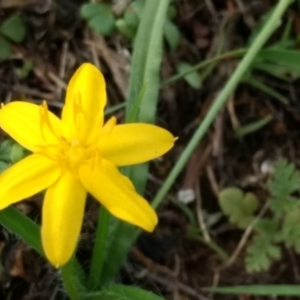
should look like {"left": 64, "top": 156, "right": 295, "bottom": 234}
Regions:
{"left": 0, "top": 36, "right": 12, "bottom": 61}
{"left": 81, "top": 3, "right": 115, "bottom": 36}
{"left": 80, "top": 3, "right": 103, "bottom": 19}
{"left": 0, "top": 15, "right": 26, "bottom": 43}
{"left": 89, "top": 14, "right": 115, "bottom": 36}
{"left": 218, "top": 187, "right": 259, "bottom": 229}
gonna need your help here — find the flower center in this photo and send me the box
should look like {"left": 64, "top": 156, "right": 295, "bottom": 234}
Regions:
{"left": 58, "top": 138, "right": 94, "bottom": 172}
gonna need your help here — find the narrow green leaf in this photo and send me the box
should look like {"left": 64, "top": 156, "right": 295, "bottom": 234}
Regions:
{"left": 101, "top": 0, "right": 170, "bottom": 283}
{"left": 253, "top": 61, "right": 300, "bottom": 81}
{"left": 259, "top": 49, "right": 300, "bottom": 71}
{"left": 126, "top": 0, "right": 170, "bottom": 124}
{"left": 0, "top": 15, "right": 25, "bottom": 43}
{"left": 0, "top": 206, "right": 86, "bottom": 285}
{"left": 164, "top": 19, "right": 180, "bottom": 52}
{"left": 235, "top": 115, "right": 273, "bottom": 137}
{"left": 244, "top": 75, "right": 288, "bottom": 104}
{"left": 205, "top": 285, "right": 300, "bottom": 296}
{"left": 84, "top": 284, "right": 166, "bottom": 300}
{"left": 0, "top": 206, "right": 43, "bottom": 254}
{"left": 126, "top": 83, "right": 147, "bottom": 123}
{"left": 177, "top": 62, "right": 202, "bottom": 89}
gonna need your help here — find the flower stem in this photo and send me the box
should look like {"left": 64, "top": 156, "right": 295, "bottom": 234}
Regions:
{"left": 61, "top": 259, "right": 82, "bottom": 300}
{"left": 152, "top": 0, "right": 293, "bottom": 209}
{"left": 87, "top": 206, "right": 110, "bottom": 290}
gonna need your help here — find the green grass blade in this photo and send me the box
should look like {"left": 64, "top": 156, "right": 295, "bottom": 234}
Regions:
{"left": 205, "top": 285, "right": 300, "bottom": 296}
{"left": 87, "top": 207, "right": 110, "bottom": 290}
{"left": 235, "top": 115, "right": 273, "bottom": 137}
{"left": 101, "top": 0, "right": 170, "bottom": 283}
{"left": 0, "top": 206, "right": 43, "bottom": 253}
{"left": 126, "top": 0, "right": 170, "bottom": 123}
{"left": 84, "top": 284, "right": 166, "bottom": 299}
{"left": 244, "top": 76, "right": 289, "bottom": 104}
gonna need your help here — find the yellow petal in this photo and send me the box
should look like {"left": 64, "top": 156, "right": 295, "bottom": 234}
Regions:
{"left": 0, "top": 154, "right": 61, "bottom": 209}
{"left": 79, "top": 159, "right": 158, "bottom": 232}
{"left": 42, "top": 171, "right": 86, "bottom": 267}
{"left": 99, "top": 124, "right": 175, "bottom": 166}
{"left": 62, "top": 63, "right": 107, "bottom": 145}
{"left": 0, "top": 101, "right": 61, "bottom": 152}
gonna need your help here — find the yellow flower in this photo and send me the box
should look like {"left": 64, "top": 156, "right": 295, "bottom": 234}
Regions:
{"left": 0, "top": 63, "right": 175, "bottom": 267}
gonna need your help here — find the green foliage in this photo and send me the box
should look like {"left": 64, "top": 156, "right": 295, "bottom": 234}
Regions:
{"left": 84, "top": 284, "right": 165, "bottom": 300}
{"left": 164, "top": 19, "right": 180, "bottom": 52}
{"left": 205, "top": 284, "right": 300, "bottom": 297}
{"left": 280, "top": 209, "right": 300, "bottom": 253}
{"left": 244, "top": 14, "right": 300, "bottom": 103}
{"left": 269, "top": 159, "right": 300, "bottom": 199}
{"left": 80, "top": 3, "right": 115, "bottom": 36}
{"left": 176, "top": 62, "right": 202, "bottom": 89}
{"left": 0, "top": 36, "right": 12, "bottom": 61}
{"left": 0, "top": 139, "right": 27, "bottom": 172}
{"left": 218, "top": 187, "right": 259, "bottom": 229}
{"left": 245, "top": 219, "right": 281, "bottom": 272}
{"left": 0, "top": 14, "right": 26, "bottom": 60}
{"left": 234, "top": 115, "right": 273, "bottom": 137}
{"left": 220, "top": 159, "right": 300, "bottom": 273}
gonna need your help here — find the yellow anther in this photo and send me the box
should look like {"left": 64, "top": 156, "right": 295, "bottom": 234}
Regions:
{"left": 39, "top": 101, "right": 58, "bottom": 141}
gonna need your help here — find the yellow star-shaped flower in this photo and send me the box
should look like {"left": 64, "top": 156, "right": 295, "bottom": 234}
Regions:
{"left": 0, "top": 63, "right": 175, "bottom": 267}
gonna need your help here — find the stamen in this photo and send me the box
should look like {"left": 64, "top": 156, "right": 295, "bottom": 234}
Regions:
{"left": 39, "top": 101, "right": 58, "bottom": 141}
{"left": 73, "top": 92, "right": 86, "bottom": 131}
{"left": 102, "top": 116, "right": 117, "bottom": 135}
{"left": 97, "top": 116, "right": 117, "bottom": 145}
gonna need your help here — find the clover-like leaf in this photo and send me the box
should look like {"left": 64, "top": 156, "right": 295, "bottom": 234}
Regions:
{"left": 218, "top": 187, "right": 259, "bottom": 229}
{"left": 0, "top": 36, "right": 12, "bottom": 61}
{"left": 80, "top": 3, "right": 115, "bottom": 36}
{"left": 0, "top": 14, "right": 26, "bottom": 43}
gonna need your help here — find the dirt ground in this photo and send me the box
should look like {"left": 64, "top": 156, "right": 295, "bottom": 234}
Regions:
{"left": 0, "top": 0, "right": 300, "bottom": 299}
